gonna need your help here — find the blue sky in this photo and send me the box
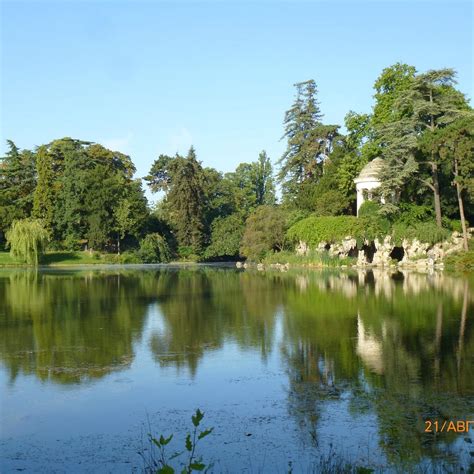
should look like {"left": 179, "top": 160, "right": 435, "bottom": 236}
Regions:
{"left": 1, "top": 1, "right": 472, "bottom": 202}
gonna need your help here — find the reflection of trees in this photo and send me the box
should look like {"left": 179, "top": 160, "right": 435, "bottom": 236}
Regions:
{"left": 0, "top": 270, "right": 151, "bottom": 384}
{"left": 1, "top": 266, "right": 472, "bottom": 469}
{"left": 279, "top": 270, "right": 474, "bottom": 468}
{"left": 149, "top": 269, "right": 281, "bottom": 375}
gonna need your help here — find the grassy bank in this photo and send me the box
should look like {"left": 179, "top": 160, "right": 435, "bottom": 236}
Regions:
{"left": 0, "top": 251, "right": 119, "bottom": 267}
{"left": 263, "top": 249, "right": 356, "bottom": 268}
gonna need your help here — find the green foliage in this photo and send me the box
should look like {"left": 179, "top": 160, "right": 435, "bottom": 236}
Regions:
{"left": 391, "top": 221, "right": 450, "bottom": 245}
{"left": 278, "top": 80, "right": 341, "bottom": 203}
{"left": 240, "top": 206, "right": 288, "bottom": 262}
{"left": 204, "top": 214, "right": 244, "bottom": 259}
{"left": 146, "top": 147, "right": 206, "bottom": 254}
{"left": 263, "top": 249, "right": 356, "bottom": 267}
{"left": 444, "top": 241, "right": 474, "bottom": 271}
{"left": 288, "top": 214, "right": 452, "bottom": 249}
{"left": 138, "top": 233, "right": 171, "bottom": 263}
{"left": 358, "top": 201, "right": 382, "bottom": 218}
{"left": 6, "top": 219, "right": 50, "bottom": 265}
{"left": 287, "top": 216, "right": 363, "bottom": 246}
{"left": 145, "top": 409, "right": 213, "bottom": 474}
{"left": 0, "top": 141, "right": 36, "bottom": 241}
{"left": 394, "top": 203, "right": 434, "bottom": 226}
{"left": 31, "top": 138, "right": 148, "bottom": 251}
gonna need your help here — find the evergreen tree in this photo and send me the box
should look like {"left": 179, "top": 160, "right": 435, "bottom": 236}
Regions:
{"left": 377, "top": 68, "right": 470, "bottom": 223}
{"left": 278, "top": 80, "right": 340, "bottom": 203}
{"left": 146, "top": 147, "right": 206, "bottom": 253}
{"left": 0, "top": 141, "right": 36, "bottom": 241}
{"left": 253, "top": 150, "right": 276, "bottom": 206}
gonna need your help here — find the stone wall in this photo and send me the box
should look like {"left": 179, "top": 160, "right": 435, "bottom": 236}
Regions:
{"left": 295, "top": 229, "right": 472, "bottom": 269}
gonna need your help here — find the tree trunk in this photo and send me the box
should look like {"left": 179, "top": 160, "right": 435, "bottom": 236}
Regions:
{"left": 117, "top": 236, "right": 121, "bottom": 255}
{"left": 431, "top": 160, "right": 442, "bottom": 228}
{"left": 453, "top": 157, "right": 469, "bottom": 251}
{"left": 429, "top": 90, "right": 442, "bottom": 228}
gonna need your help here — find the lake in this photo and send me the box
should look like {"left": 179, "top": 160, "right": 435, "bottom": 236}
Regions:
{"left": 0, "top": 266, "right": 472, "bottom": 472}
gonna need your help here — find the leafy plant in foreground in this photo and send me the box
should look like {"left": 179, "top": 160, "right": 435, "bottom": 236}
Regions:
{"left": 146, "top": 409, "right": 214, "bottom": 473}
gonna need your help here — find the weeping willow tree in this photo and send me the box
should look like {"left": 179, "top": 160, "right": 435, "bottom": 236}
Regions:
{"left": 6, "top": 218, "right": 50, "bottom": 265}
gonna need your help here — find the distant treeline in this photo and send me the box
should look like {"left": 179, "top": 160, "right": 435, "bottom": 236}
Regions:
{"left": 1, "top": 63, "right": 473, "bottom": 262}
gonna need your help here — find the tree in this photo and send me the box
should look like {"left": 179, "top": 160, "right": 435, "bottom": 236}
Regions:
{"left": 138, "top": 233, "right": 171, "bottom": 263}
{"left": 33, "top": 144, "right": 58, "bottom": 234}
{"left": 145, "top": 147, "right": 207, "bottom": 253}
{"left": 204, "top": 214, "right": 245, "bottom": 259}
{"left": 436, "top": 117, "right": 474, "bottom": 250}
{"left": 114, "top": 181, "right": 149, "bottom": 254}
{"left": 278, "top": 80, "right": 340, "bottom": 203}
{"left": 0, "top": 140, "right": 36, "bottom": 242}
{"left": 240, "top": 206, "right": 288, "bottom": 261}
{"left": 372, "top": 63, "right": 417, "bottom": 126}
{"left": 6, "top": 218, "right": 50, "bottom": 265}
{"left": 253, "top": 150, "right": 276, "bottom": 206}
{"left": 378, "top": 68, "right": 469, "bottom": 224}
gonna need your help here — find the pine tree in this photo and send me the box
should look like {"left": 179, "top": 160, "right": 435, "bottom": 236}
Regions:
{"left": 0, "top": 140, "right": 36, "bottom": 239}
{"left": 146, "top": 147, "right": 207, "bottom": 253}
{"left": 278, "top": 80, "right": 340, "bottom": 203}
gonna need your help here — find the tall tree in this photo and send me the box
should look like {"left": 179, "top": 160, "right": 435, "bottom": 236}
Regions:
{"left": 253, "top": 150, "right": 276, "bottom": 206}
{"left": 0, "top": 141, "right": 36, "bottom": 240}
{"left": 278, "top": 80, "right": 340, "bottom": 203}
{"left": 435, "top": 117, "right": 474, "bottom": 250}
{"left": 145, "top": 147, "right": 206, "bottom": 253}
{"left": 378, "top": 68, "right": 469, "bottom": 224}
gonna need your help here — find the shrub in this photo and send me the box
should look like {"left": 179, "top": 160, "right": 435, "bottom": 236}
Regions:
{"left": 287, "top": 216, "right": 365, "bottom": 246}
{"left": 395, "top": 203, "right": 434, "bottom": 226}
{"left": 358, "top": 200, "right": 382, "bottom": 218}
{"left": 444, "top": 248, "right": 474, "bottom": 271}
{"left": 6, "top": 218, "right": 50, "bottom": 266}
{"left": 392, "top": 222, "right": 450, "bottom": 245}
{"left": 240, "top": 206, "right": 288, "bottom": 262}
{"left": 177, "top": 246, "right": 200, "bottom": 262}
{"left": 138, "top": 233, "right": 171, "bottom": 263}
{"left": 204, "top": 214, "right": 244, "bottom": 259}
{"left": 119, "top": 250, "right": 142, "bottom": 264}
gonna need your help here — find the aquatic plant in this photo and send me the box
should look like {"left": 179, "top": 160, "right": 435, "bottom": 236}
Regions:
{"left": 143, "top": 409, "right": 214, "bottom": 474}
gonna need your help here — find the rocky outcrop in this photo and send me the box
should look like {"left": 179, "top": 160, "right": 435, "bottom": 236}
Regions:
{"left": 294, "top": 229, "right": 472, "bottom": 269}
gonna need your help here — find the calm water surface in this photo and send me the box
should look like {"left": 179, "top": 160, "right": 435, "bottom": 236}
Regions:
{"left": 0, "top": 266, "right": 473, "bottom": 473}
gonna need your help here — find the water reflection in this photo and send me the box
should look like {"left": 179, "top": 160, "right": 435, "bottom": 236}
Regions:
{"left": 0, "top": 267, "right": 472, "bottom": 470}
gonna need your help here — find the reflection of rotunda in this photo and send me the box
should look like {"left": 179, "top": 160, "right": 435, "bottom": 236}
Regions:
{"left": 354, "top": 158, "right": 385, "bottom": 216}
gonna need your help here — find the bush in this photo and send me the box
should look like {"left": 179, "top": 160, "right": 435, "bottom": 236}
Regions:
{"left": 204, "top": 214, "right": 244, "bottom": 260}
{"left": 444, "top": 248, "right": 474, "bottom": 271}
{"left": 392, "top": 222, "right": 450, "bottom": 245}
{"left": 287, "top": 216, "right": 367, "bottom": 246}
{"left": 395, "top": 203, "right": 434, "bottom": 226}
{"left": 177, "top": 246, "right": 200, "bottom": 261}
{"left": 240, "top": 206, "right": 288, "bottom": 262}
{"left": 358, "top": 200, "right": 382, "bottom": 218}
{"left": 138, "top": 233, "right": 171, "bottom": 263}
{"left": 119, "top": 250, "right": 142, "bottom": 264}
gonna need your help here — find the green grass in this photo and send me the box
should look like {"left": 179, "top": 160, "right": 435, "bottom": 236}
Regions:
{"left": 0, "top": 251, "right": 24, "bottom": 266}
{"left": 444, "top": 240, "right": 474, "bottom": 272}
{"left": 0, "top": 250, "right": 113, "bottom": 266}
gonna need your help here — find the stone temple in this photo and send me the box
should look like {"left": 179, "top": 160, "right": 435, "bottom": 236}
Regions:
{"left": 354, "top": 157, "right": 385, "bottom": 216}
